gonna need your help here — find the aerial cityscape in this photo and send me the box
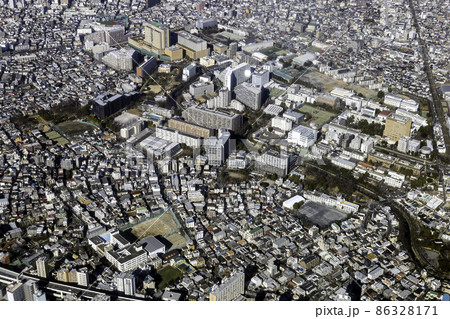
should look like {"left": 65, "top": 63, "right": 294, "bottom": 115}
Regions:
{"left": 1, "top": 0, "right": 450, "bottom": 303}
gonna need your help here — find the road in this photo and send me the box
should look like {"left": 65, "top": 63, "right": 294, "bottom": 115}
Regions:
{"left": 407, "top": 0, "right": 450, "bottom": 160}
{"left": 0, "top": 266, "right": 143, "bottom": 301}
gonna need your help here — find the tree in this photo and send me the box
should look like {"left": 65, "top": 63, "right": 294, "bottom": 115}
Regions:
{"left": 377, "top": 91, "right": 385, "bottom": 99}
{"left": 293, "top": 201, "right": 304, "bottom": 209}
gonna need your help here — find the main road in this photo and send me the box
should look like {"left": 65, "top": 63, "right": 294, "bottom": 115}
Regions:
{"left": 0, "top": 266, "right": 144, "bottom": 301}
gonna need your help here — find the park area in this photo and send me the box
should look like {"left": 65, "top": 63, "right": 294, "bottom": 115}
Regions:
{"left": 299, "top": 104, "right": 337, "bottom": 127}
{"left": 157, "top": 266, "right": 183, "bottom": 290}
{"left": 131, "top": 212, "right": 186, "bottom": 250}
{"left": 57, "top": 121, "right": 96, "bottom": 137}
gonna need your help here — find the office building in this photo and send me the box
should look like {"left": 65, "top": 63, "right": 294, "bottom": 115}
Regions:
{"left": 183, "top": 64, "right": 196, "bottom": 81}
{"left": 213, "top": 42, "right": 228, "bottom": 54}
{"left": 6, "top": 282, "right": 25, "bottom": 301}
{"left": 256, "top": 151, "right": 296, "bottom": 176}
{"left": 156, "top": 126, "right": 202, "bottom": 148}
{"left": 204, "top": 129, "right": 231, "bottom": 166}
{"left": 177, "top": 31, "right": 209, "bottom": 59}
{"left": 182, "top": 106, "right": 243, "bottom": 131}
{"left": 102, "top": 48, "right": 138, "bottom": 71}
{"left": 218, "top": 87, "right": 232, "bottom": 108}
{"left": 287, "top": 125, "right": 319, "bottom": 148}
{"left": 234, "top": 82, "right": 262, "bottom": 110}
{"left": 189, "top": 81, "right": 214, "bottom": 98}
{"left": 210, "top": 271, "right": 245, "bottom": 301}
{"left": 224, "top": 63, "right": 251, "bottom": 91}
{"left": 228, "top": 42, "right": 238, "bottom": 58}
{"left": 115, "top": 273, "right": 136, "bottom": 296}
{"left": 92, "top": 92, "right": 141, "bottom": 119}
{"left": 136, "top": 57, "right": 157, "bottom": 78}
{"left": 383, "top": 114, "right": 411, "bottom": 142}
{"left": 164, "top": 45, "right": 184, "bottom": 61}
{"left": 144, "top": 22, "right": 169, "bottom": 51}
{"left": 23, "top": 279, "right": 37, "bottom": 301}
{"left": 252, "top": 69, "right": 270, "bottom": 87}
{"left": 196, "top": 18, "right": 218, "bottom": 29}
{"left": 168, "top": 119, "right": 214, "bottom": 138}
{"left": 36, "top": 256, "right": 48, "bottom": 279}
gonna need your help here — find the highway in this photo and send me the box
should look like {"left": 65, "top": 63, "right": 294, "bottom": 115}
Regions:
{"left": 0, "top": 266, "right": 143, "bottom": 301}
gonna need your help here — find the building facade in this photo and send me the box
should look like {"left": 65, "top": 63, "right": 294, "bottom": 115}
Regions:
{"left": 209, "top": 271, "right": 245, "bottom": 301}
{"left": 182, "top": 107, "right": 243, "bottom": 131}
{"left": 383, "top": 114, "right": 411, "bottom": 142}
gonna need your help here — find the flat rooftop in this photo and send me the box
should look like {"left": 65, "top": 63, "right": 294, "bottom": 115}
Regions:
{"left": 295, "top": 201, "right": 350, "bottom": 228}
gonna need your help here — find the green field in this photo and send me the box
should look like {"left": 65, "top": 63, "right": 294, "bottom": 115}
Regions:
{"left": 157, "top": 266, "right": 183, "bottom": 290}
{"left": 57, "top": 121, "right": 96, "bottom": 136}
{"left": 300, "top": 104, "right": 337, "bottom": 127}
{"left": 269, "top": 88, "right": 286, "bottom": 97}
{"left": 259, "top": 46, "right": 288, "bottom": 56}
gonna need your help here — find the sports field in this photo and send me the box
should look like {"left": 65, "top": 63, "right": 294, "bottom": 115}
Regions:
{"left": 131, "top": 212, "right": 186, "bottom": 249}
{"left": 300, "top": 104, "right": 337, "bottom": 127}
{"left": 300, "top": 70, "right": 347, "bottom": 92}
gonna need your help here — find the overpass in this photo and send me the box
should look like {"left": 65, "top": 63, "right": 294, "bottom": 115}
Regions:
{"left": 0, "top": 266, "right": 143, "bottom": 301}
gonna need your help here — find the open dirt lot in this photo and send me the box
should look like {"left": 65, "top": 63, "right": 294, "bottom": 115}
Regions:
{"left": 300, "top": 71, "right": 347, "bottom": 92}
{"left": 131, "top": 212, "right": 186, "bottom": 249}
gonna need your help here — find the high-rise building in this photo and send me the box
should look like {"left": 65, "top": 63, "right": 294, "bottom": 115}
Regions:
{"left": 256, "top": 150, "right": 296, "bottom": 176}
{"left": 234, "top": 82, "right": 262, "bottom": 110}
{"left": 397, "top": 136, "right": 410, "bottom": 153}
{"left": 144, "top": 22, "right": 169, "bottom": 50}
{"left": 209, "top": 271, "right": 245, "bottom": 301}
{"left": 23, "top": 279, "right": 37, "bottom": 301}
{"left": 228, "top": 42, "right": 238, "bottom": 58}
{"left": 115, "top": 273, "right": 136, "bottom": 296}
{"left": 252, "top": 69, "right": 270, "bottom": 87}
{"left": 36, "top": 256, "right": 48, "bottom": 279}
{"left": 102, "top": 48, "right": 138, "bottom": 71}
{"left": 136, "top": 57, "right": 157, "bottom": 78}
{"left": 6, "top": 282, "right": 25, "bottom": 301}
{"left": 218, "top": 87, "right": 231, "bottom": 108}
{"left": 224, "top": 63, "right": 251, "bottom": 91}
{"left": 77, "top": 267, "right": 89, "bottom": 287}
{"left": 204, "top": 129, "right": 231, "bottom": 166}
{"left": 383, "top": 114, "right": 411, "bottom": 142}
